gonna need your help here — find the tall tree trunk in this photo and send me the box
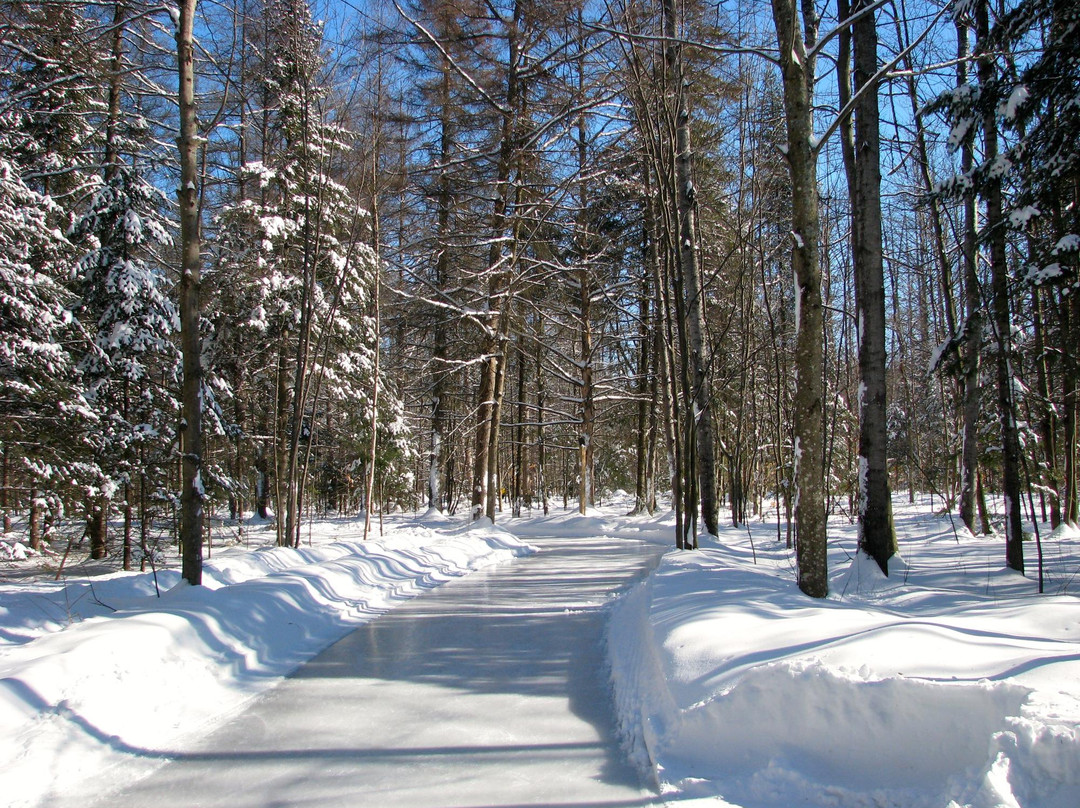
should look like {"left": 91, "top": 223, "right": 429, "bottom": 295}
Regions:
{"left": 428, "top": 61, "right": 454, "bottom": 513}
{"left": 648, "top": 171, "right": 685, "bottom": 547}
{"left": 104, "top": 1, "right": 126, "bottom": 178}
{"left": 1, "top": 448, "right": 9, "bottom": 534}
{"left": 1062, "top": 290, "right": 1079, "bottom": 524}
{"left": 363, "top": 180, "right": 383, "bottom": 540}
{"left": 535, "top": 321, "right": 548, "bottom": 515}
{"left": 513, "top": 336, "right": 527, "bottom": 516}
{"left": 577, "top": 243, "right": 594, "bottom": 515}
{"left": 273, "top": 341, "right": 291, "bottom": 545}
{"left": 471, "top": 3, "right": 521, "bottom": 522}
{"left": 28, "top": 487, "right": 40, "bottom": 551}
{"left": 176, "top": 0, "right": 204, "bottom": 586}
{"left": 849, "top": 0, "right": 897, "bottom": 572}
{"left": 633, "top": 253, "right": 653, "bottom": 515}
{"left": 956, "top": 16, "right": 983, "bottom": 535}
{"left": 663, "top": 0, "right": 718, "bottom": 538}
{"left": 1032, "top": 277, "right": 1061, "bottom": 528}
{"left": 977, "top": 2, "right": 1024, "bottom": 572}
{"left": 485, "top": 312, "right": 513, "bottom": 522}
{"left": 770, "top": 0, "right": 828, "bottom": 596}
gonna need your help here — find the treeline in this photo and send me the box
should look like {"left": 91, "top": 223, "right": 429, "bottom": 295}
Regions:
{"left": 1, "top": 0, "right": 1076, "bottom": 597}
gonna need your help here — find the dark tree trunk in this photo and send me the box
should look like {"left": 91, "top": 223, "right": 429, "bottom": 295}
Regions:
{"left": 29, "top": 488, "right": 41, "bottom": 552}
{"left": 633, "top": 256, "right": 653, "bottom": 515}
{"left": 429, "top": 62, "right": 453, "bottom": 513}
{"left": 471, "top": 3, "right": 520, "bottom": 523}
{"left": 954, "top": 17, "right": 984, "bottom": 535}
{"left": 87, "top": 495, "right": 108, "bottom": 560}
{"left": 977, "top": 2, "right": 1024, "bottom": 573}
{"left": 176, "top": 0, "right": 204, "bottom": 586}
{"left": 1032, "top": 283, "right": 1061, "bottom": 528}
{"left": 849, "top": 0, "right": 897, "bottom": 572}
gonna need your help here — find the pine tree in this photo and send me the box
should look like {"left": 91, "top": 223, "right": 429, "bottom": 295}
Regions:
{"left": 68, "top": 163, "right": 179, "bottom": 561}
{"left": 0, "top": 154, "right": 94, "bottom": 548}
{"left": 993, "top": 0, "right": 1080, "bottom": 525}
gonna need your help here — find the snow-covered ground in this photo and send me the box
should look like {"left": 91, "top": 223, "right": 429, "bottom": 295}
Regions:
{"left": 600, "top": 497, "right": 1080, "bottom": 808}
{"left": 2, "top": 494, "right": 1078, "bottom": 808}
{"left": 0, "top": 514, "right": 534, "bottom": 808}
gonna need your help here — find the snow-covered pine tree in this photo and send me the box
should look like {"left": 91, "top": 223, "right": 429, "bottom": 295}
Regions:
{"left": 69, "top": 162, "right": 179, "bottom": 563}
{"left": 0, "top": 155, "right": 94, "bottom": 550}
{"left": 991, "top": 0, "right": 1080, "bottom": 525}
{"left": 0, "top": 2, "right": 101, "bottom": 548}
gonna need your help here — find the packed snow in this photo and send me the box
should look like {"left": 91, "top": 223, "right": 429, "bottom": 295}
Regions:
{"left": 1, "top": 494, "right": 1078, "bottom": 808}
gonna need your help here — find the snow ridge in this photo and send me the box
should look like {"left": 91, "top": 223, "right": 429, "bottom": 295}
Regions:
{"left": 606, "top": 577, "right": 672, "bottom": 790}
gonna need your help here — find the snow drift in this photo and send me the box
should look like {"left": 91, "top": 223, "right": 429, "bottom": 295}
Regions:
{"left": 607, "top": 513, "right": 1080, "bottom": 808}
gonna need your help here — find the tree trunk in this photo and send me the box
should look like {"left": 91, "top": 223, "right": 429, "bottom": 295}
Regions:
{"left": 770, "top": 0, "right": 828, "bottom": 597}
{"left": 28, "top": 488, "right": 40, "bottom": 552}
{"left": 513, "top": 337, "right": 527, "bottom": 517}
{"left": 977, "top": 2, "right": 1024, "bottom": 573}
{"left": 428, "top": 61, "right": 454, "bottom": 513}
{"left": 535, "top": 324, "right": 548, "bottom": 515}
{"left": 633, "top": 254, "right": 653, "bottom": 515}
{"left": 663, "top": 0, "right": 718, "bottom": 538}
{"left": 1, "top": 448, "right": 10, "bottom": 534}
{"left": 485, "top": 322, "right": 512, "bottom": 522}
{"left": 1062, "top": 290, "right": 1079, "bottom": 523}
{"left": 471, "top": 3, "right": 520, "bottom": 523}
{"left": 956, "top": 16, "right": 983, "bottom": 535}
{"left": 103, "top": 1, "right": 126, "bottom": 179}
{"left": 87, "top": 495, "right": 108, "bottom": 560}
{"left": 647, "top": 169, "right": 684, "bottom": 547}
{"left": 578, "top": 260, "right": 594, "bottom": 515}
{"left": 123, "top": 483, "right": 133, "bottom": 571}
{"left": 1032, "top": 281, "right": 1061, "bottom": 528}
{"left": 176, "top": 0, "right": 204, "bottom": 586}
{"left": 849, "top": 0, "right": 897, "bottom": 572}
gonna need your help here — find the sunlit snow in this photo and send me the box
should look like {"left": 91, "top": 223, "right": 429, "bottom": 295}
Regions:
{"left": 1, "top": 494, "right": 1077, "bottom": 808}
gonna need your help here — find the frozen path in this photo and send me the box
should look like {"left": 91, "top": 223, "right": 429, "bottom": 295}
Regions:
{"left": 99, "top": 535, "right": 666, "bottom": 808}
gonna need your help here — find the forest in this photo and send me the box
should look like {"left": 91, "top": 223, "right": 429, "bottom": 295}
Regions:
{"left": 1, "top": 0, "right": 1077, "bottom": 598}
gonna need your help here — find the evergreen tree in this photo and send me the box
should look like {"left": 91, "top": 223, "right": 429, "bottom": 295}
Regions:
{"left": 68, "top": 163, "right": 179, "bottom": 560}
{"left": 0, "top": 155, "right": 94, "bottom": 548}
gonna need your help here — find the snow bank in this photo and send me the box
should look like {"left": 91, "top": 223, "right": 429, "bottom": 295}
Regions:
{"left": 0, "top": 516, "right": 533, "bottom": 808}
{"left": 608, "top": 502, "right": 1080, "bottom": 808}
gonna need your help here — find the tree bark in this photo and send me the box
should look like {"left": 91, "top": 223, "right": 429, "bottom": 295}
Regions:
{"left": 1062, "top": 289, "right": 1079, "bottom": 524}
{"left": 87, "top": 494, "right": 108, "bottom": 560}
{"left": 633, "top": 250, "right": 653, "bottom": 515}
{"left": 770, "top": 0, "right": 828, "bottom": 596}
{"left": 470, "top": 2, "right": 520, "bottom": 523}
{"left": 176, "top": 0, "right": 204, "bottom": 586}
{"left": 428, "top": 61, "right": 453, "bottom": 513}
{"left": 977, "top": 1, "right": 1024, "bottom": 573}
{"left": 850, "top": 0, "right": 897, "bottom": 572}
{"left": 663, "top": 0, "right": 718, "bottom": 538}
{"left": 957, "top": 16, "right": 983, "bottom": 535}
